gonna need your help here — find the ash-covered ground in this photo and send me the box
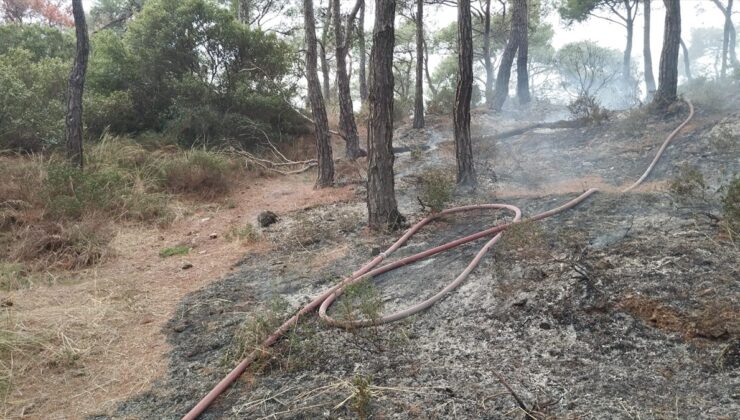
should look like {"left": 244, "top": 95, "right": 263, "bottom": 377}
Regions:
{"left": 104, "top": 98, "right": 739, "bottom": 419}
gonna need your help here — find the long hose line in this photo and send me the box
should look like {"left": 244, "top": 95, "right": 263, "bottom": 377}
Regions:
{"left": 182, "top": 99, "right": 694, "bottom": 420}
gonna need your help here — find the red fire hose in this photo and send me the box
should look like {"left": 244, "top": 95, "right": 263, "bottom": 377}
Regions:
{"left": 182, "top": 100, "right": 693, "bottom": 420}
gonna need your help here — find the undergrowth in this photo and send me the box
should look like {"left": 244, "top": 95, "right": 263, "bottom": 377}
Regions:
{"left": 0, "top": 135, "right": 239, "bottom": 276}
{"left": 418, "top": 168, "right": 454, "bottom": 212}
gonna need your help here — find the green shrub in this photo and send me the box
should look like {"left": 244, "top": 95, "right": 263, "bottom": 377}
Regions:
{"left": 225, "top": 223, "right": 259, "bottom": 243}
{"left": 418, "top": 168, "right": 454, "bottom": 212}
{"left": 568, "top": 94, "right": 609, "bottom": 124}
{"left": 159, "top": 245, "right": 190, "bottom": 258}
{"left": 44, "top": 164, "right": 133, "bottom": 220}
{"left": 160, "top": 150, "right": 231, "bottom": 198}
{"left": 0, "top": 48, "right": 68, "bottom": 151}
{"left": 721, "top": 175, "right": 740, "bottom": 236}
{"left": 668, "top": 163, "right": 707, "bottom": 202}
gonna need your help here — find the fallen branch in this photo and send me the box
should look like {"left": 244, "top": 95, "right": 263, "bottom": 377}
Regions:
{"left": 479, "top": 119, "right": 586, "bottom": 141}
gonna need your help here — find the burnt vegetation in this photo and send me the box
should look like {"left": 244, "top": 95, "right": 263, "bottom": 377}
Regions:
{"left": 1, "top": 0, "right": 739, "bottom": 418}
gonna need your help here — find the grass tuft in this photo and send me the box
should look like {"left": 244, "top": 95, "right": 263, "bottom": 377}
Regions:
{"left": 158, "top": 245, "right": 190, "bottom": 258}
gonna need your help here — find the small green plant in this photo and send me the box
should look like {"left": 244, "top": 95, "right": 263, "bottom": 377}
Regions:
{"left": 721, "top": 175, "right": 740, "bottom": 238}
{"left": 618, "top": 107, "right": 649, "bottom": 138}
{"left": 418, "top": 168, "right": 454, "bottom": 212}
{"left": 225, "top": 223, "right": 260, "bottom": 243}
{"left": 501, "top": 220, "right": 547, "bottom": 258}
{"left": 707, "top": 123, "right": 739, "bottom": 154}
{"left": 0, "top": 263, "right": 33, "bottom": 291}
{"left": 409, "top": 145, "right": 424, "bottom": 161}
{"left": 340, "top": 279, "right": 384, "bottom": 325}
{"left": 350, "top": 374, "right": 373, "bottom": 420}
{"left": 668, "top": 163, "right": 707, "bottom": 202}
{"left": 159, "top": 245, "right": 190, "bottom": 258}
{"left": 568, "top": 94, "right": 609, "bottom": 124}
{"left": 222, "top": 298, "right": 289, "bottom": 369}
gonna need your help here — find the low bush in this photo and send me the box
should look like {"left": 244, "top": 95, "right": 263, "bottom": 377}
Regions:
{"left": 225, "top": 223, "right": 260, "bottom": 243}
{"left": 418, "top": 168, "right": 454, "bottom": 212}
{"left": 160, "top": 150, "right": 231, "bottom": 199}
{"left": 159, "top": 245, "right": 190, "bottom": 258}
{"left": 568, "top": 94, "right": 609, "bottom": 124}
{"left": 668, "top": 163, "right": 707, "bottom": 202}
{"left": 721, "top": 175, "right": 740, "bottom": 237}
{"left": 12, "top": 220, "right": 112, "bottom": 270}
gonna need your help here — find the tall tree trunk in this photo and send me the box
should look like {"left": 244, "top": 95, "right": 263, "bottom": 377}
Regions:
{"left": 721, "top": 0, "right": 731, "bottom": 77}
{"left": 333, "top": 0, "right": 365, "bottom": 159}
{"left": 653, "top": 0, "right": 681, "bottom": 110}
{"left": 66, "top": 0, "right": 89, "bottom": 169}
{"left": 711, "top": 0, "right": 738, "bottom": 71}
{"left": 320, "top": 1, "right": 332, "bottom": 103}
{"left": 483, "top": 0, "right": 494, "bottom": 108}
{"left": 643, "top": 0, "right": 656, "bottom": 99}
{"left": 491, "top": 0, "right": 526, "bottom": 112}
{"left": 412, "top": 0, "right": 425, "bottom": 129}
{"left": 358, "top": 1, "right": 368, "bottom": 104}
{"left": 516, "top": 0, "right": 530, "bottom": 104}
{"left": 423, "top": 37, "right": 438, "bottom": 98}
{"left": 679, "top": 38, "right": 692, "bottom": 80}
{"left": 237, "top": 0, "right": 250, "bottom": 24}
{"left": 367, "top": 0, "right": 403, "bottom": 230}
{"left": 622, "top": 1, "right": 634, "bottom": 84}
{"left": 454, "top": 0, "right": 476, "bottom": 187}
{"left": 305, "top": 0, "right": 334, "bottom": 187}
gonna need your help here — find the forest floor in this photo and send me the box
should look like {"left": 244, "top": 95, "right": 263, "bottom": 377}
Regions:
{"left": 4, "top": 94, "right": 740, "bottom": 419}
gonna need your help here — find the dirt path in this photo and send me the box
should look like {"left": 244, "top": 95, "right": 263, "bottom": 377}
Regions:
{"left": 2, "top": 174, "right": 357, "bottom": 419}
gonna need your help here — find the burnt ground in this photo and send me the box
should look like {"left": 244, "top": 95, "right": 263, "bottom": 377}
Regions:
{"left": 104, "top": 97, "right": 739, "bottom": 419}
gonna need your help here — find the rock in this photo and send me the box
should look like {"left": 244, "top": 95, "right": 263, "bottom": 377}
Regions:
{"left": 258, "top": 211, "right": 278, "bottom": 227}
{"left": 173, "top": 322, "right": 188, "bottom": 333}
{"left": 181, "top": 262, "right": 193, "bottom": 270}
{"left": 209, "top": 233, "right": 218, "bottom": 239}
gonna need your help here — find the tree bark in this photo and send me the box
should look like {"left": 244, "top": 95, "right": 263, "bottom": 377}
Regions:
{"left": 305, "top": 0, "right": 334, "bottom": 187}
{"left": 66, "top": 0, "right": 89, "bottom": 169}
{"left": 237, "top": 0, "right": 250, "bottom": 24}
{"left": 622, "top": 0, "right": 635, "bottom": 84}
{"left": 423, "top": 36, "right": 438, "bottom": 98}
{"left": 320, "top": 1, "right": 332, "bottom": 103}
{"left": 679, "top": 38, "right": 692, "bottom": 81}
{"left": 516, "top": 0, "right": 530, "bottom": 104}
{"left": 358, "top": 1, "right": 368, "bottom": 104}
{"left": 454, "top": 0, "right": 476, "bottom": 187}
{"left": 490, "top": 0, "right": 527, "bottom": 112}
{"left": 643, "top": 0, "right": 656, "bottom": 99}
{"left": 367, "top": 0, "right": 403, "bottom": 230}
{"left": 412, "top": 0, "right": 425, "bottom": 129}
{"left": 721, "top": 0, "right": 732, "bottom": 77}
{"left": 653, "top": 0, "right": 681, "bottom": 110}
{"left": 483, "top": 0, "right": 494, "bottom": 108}
{"left": 333, "top": 0, "right": 365, "bottom": 159}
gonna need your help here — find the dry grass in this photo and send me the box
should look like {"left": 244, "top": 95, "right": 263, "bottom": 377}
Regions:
{"left": 0, "top": 169, "right": 357, "bottom": 418}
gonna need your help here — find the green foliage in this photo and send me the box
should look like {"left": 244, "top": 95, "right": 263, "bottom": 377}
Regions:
{"left": 567, "top": 94, "right": 609, "bottom": 123}
{"left": 0, "top": 48, "right": 68, "bottom": 151}
{"left": 341, "top": 280, "right": 384, "bottom": 325}
{"left": 557, "top": 41, "right": 621, "bottom": 98}
{"left": 0, "top": 24, "right": 74, "bottom": 61}
{"left": 418, "top": 168, "right": 454, "bottom": 212}
{"left": 44, "top": 164, "right": 132, "bottom": 219}
{"left": 668, "top": 163, "right": 707, "bottom": 202}
{"left": 159, "top": 150, "right": 231, "bottom": 198}
{"left": 721, "top": 175, "right": 740, "bottom": 235}
{"left": 225, "top": 223, "right": 260, "bottom": 243}
{"left": 159, "top": 245, "right": 190, "bottom": 258}
{"left": 558, "top": 0, "right": 603, "bottom": 23}
{"left": 350, "top": 374, "right": 373, "bottom": 420}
